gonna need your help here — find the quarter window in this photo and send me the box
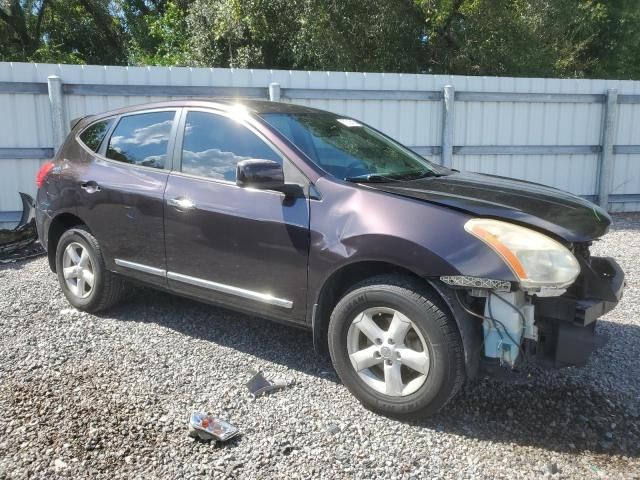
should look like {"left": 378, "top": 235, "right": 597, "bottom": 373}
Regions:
{"left": 181, "top": 111, "right": 281, "bottom": 181}
{"left": 79, "top": 119, "right": 113, "bottom": 152}
{"left": 105, "top": 111, "right": 175, "bottom": 169}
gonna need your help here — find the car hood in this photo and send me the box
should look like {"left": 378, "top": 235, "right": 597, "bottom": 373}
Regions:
{"left": 366, "top": 171, "right": 611, "bottom": 242}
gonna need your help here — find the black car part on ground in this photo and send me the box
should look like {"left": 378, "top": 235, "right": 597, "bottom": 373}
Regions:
{"left": 0, "top": 193, "right": 44, "bottom": 262}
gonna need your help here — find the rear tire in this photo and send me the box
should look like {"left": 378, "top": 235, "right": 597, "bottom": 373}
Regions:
{"left": 55, "top": 226, "right": 126, "bottom": 313}
{"left": 328, "top": 274, "right": 465, "bottom": 418}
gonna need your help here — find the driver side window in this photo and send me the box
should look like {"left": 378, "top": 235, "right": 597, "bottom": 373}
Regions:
{"left": 180, "top": 111, "right": 282, "bottom": 181}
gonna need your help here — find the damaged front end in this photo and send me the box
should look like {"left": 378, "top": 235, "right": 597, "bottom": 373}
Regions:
{"left": 443, "top": 243, "right": 624, "bottom": 373}
{"left": 533, "top": 248, "right": 624, "bottom": 368}
{"left": 0, "top": 193, "right": 43, "bottom": 262}
{"left": 440, "top": 220, "right": 625, "bottom": 371}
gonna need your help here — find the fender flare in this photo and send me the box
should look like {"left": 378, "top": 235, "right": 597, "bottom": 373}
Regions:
{"left": 426, "top": 279, "right": 483, "bottom": 380}
{"left": 310, "top": 258, "right": 483, "bottom": 379}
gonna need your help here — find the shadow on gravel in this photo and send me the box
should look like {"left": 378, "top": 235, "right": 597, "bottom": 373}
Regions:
{"left": 105, "top": 288, "right": 639, "bottom": 459}
{"left": 424, "top": 377, "right": 639, "bottom": 458}
{"left": 103, "top": 287, "right": 337, "bottom": 377}
{"left": 0, "top": 259, "right": 33, "bottom": 271}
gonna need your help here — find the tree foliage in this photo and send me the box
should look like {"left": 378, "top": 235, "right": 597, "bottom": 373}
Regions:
{"left": 418, "top": 0, "right": 640, "bottom": 79}
{"left": 0, "top": 0, "right": 126, "bottom": 64}
{"left": 0, "top": 0, "right": 638, "bottom": 79}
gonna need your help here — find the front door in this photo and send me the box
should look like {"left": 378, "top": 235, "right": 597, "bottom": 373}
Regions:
{"left": 164, "top": 109, "right": 310, "bottom": 323}
{"left": 76, "top": 109, "right": 179, "bottom": 287}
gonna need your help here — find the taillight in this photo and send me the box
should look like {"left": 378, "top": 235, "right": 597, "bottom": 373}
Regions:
{"left": 36, "top": 161, "right": 55, "bottom": 188}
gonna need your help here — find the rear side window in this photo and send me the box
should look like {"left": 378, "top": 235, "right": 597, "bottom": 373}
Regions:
{"left": 79, "top": 119, "right": 113, "bottom": 152}
{"left": 105, "top": 111, "right": 175, "bottom": 169}
{"left": 181, "top": 111, "right": 281, "bottom": 181}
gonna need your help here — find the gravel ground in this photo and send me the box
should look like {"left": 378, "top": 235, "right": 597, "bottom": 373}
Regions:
{"left": 1, "top": 214, "right": 639, "bottom": 479}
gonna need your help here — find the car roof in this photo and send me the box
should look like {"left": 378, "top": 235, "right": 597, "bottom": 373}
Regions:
{"left": 231, "top": 99, "right": 327, "bottom": 114}
{"left": 85, "top": 98, "right": 327, "bottom": 122}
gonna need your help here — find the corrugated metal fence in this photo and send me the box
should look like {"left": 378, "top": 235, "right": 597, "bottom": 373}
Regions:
{"left": 1, "top": 62, "right": 639, "bottom": 217}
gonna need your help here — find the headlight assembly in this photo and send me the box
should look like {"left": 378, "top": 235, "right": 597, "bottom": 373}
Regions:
{"left": 464, "top": 218, "right": 580, "bottom": 290}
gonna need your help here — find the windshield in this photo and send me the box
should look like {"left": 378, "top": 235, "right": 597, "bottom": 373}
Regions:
{"left": 260, "top": 112, "right": 440, "bottom": 181}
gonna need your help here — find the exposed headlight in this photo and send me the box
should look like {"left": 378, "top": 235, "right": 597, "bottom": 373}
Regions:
{"left": 464, "top": 218, "right": 580, "bottom": 289}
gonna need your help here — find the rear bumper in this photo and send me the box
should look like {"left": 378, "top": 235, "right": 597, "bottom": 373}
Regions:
{"left": 532, "top": 256, "right": 624, "bottom": 368}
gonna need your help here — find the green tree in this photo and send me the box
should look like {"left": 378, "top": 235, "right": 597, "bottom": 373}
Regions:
{"left": 417, "top": 0, "right": 640, "bottom": 78}
{"left": 0, "top": 0, "right": 49, "bottom": 60}
{"left": 581, "top": 0, "right": 640, "bottom": 79}
{"left": 291, "top": 0, "right": 425, "bottom": 72}
{"left": 121, "top": 0, "right": 189, "bottom": 65}
{"left": 0, "top": 0, "right": 638, "bottom": 80}
{"left": 0, "top": 0, "right": 125, "bottom": 64}
{"left": 185, "top": 0, "right": 425, "bottom": 71}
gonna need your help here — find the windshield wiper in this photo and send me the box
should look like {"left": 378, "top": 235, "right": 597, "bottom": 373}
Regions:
{"left": 344, "top": 174, "right": 397, "bottom": 183}
{"left": 394, "top": 170, "right": 439, "bottom": 181}
{"left": 345, "top": 170, "right": 441, "bottom": 183}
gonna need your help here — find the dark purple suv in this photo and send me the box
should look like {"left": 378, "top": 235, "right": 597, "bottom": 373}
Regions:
{"left": 35, "top": 99, "right": 624, "bottom": 417}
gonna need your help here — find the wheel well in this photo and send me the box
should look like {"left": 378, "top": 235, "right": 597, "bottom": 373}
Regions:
{"left": 312, "top": 261, "right": 428, "bottom": 353}
{"left": 47, "top": 213, "right": 86, "bottom": 272}
{"left": 311, "top": 261, "right": 481, "bottom": 378}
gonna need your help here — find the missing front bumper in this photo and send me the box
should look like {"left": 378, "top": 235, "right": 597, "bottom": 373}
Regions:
{"left": 532, "top": 256, "right": 624, "bottom": 368}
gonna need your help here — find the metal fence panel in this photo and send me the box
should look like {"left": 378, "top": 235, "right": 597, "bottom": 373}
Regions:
{"left": 0, "top": 62, "right": 639, "bottom": 214}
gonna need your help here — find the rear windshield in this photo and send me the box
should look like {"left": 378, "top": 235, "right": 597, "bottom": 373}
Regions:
{"left": 260, "top": 112, "right": 437, "bottom": 181}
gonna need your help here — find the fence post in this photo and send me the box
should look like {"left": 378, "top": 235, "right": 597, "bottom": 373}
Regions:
{"left": 598, "top": 88, "right": 618, "bottom": 210}
{"left": 269, "top": 82, "right": 281, "bottom": 102}
{"left": 47, "top": 75, "right": 66, "bottom": 152}
{"left": 441, "top": 85, "right": 455, "bottom": 167}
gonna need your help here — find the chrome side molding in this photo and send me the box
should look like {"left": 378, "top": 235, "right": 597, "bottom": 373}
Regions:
{"left": 114, "top": 258, "right": 166, "bottom": 277}
{"left": 114, "top": 258, "right": 293, "bottom": 309}
{"left": 167, "top": 271, "right": 293, "bottom": 309}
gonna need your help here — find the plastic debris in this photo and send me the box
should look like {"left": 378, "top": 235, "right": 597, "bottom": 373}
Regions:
{"left": 0, "top": 242, "right": 44, "bottom": 264}
{"left": 188, "top": 412, "right": 239, "bottom": 442}
{"left": 0, "top": 192, "right": 44, "bottom": 263}
{"left": 246, "top": 370, "right": 293, "bottom": 398}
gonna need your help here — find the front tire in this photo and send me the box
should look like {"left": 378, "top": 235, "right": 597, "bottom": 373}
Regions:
{"left": 55, "top": 226, "right": 126, "bottom": 313}
{"left": 328, "top": 275, "right": 465, "bottom": 418}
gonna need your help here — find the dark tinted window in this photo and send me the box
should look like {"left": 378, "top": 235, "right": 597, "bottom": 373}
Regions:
{"left": 79, "top": 119, "right": 113, "bottom": 152}
{"left": 181, "top": 111, "right": 281, "bottom": 181}
{"left": 106, "top": 111, "right": 175, "bottom": 169}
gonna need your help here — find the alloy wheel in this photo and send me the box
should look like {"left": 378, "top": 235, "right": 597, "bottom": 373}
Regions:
{"left": 346, "top": 307, "right": 430, "bottom": 397}
{"left": 62, "top": 242, "right": 94, "bottom": 299}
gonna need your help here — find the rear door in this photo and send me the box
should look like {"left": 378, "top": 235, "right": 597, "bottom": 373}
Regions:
{"left": 163, "top": 108, "right": 310, "bottom": 323}
{"left": 75, "top": 108, "right": 180, "bottom": 286}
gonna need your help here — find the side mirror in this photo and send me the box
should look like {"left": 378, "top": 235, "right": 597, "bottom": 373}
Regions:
{"left": 236, "top": 159, "right": 285, "bottom": 191}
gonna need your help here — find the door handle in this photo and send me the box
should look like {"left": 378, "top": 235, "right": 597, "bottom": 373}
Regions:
{"left": 167, "top": 197, "right": 196, "bottom": 210}
{"left": 81, "top": 181, "right": 101, "bottom": 193}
